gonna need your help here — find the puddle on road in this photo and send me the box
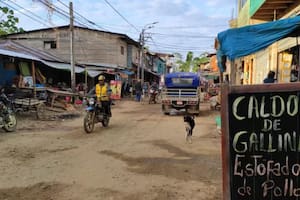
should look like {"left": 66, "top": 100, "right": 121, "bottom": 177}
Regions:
{"left": 99, "top": 140, "right": 221, "bottom": 184}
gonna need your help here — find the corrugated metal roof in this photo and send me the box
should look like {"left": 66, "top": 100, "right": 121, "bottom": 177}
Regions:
{"left": 0, "top": 40, "right": 65, "bottom": 62}
{"left": 3, "top": 25, "right": 139, "bottom": 47}
{"left": 78, "top": 62, "right": 122, "bottom": 69}
{"left": 0, "top": 42, "right": 85, "bottom": 75}
{"left": 0, "top": 48, "right": 41, "bottom": 61}
{"left": 0, "top": 40, "right": 121, "bottom": 77}
{"left": 41, "top": 60, "right": 85, "bottom": 73}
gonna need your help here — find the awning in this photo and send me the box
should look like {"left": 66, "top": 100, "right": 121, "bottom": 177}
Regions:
{"left": 0, "top": 49, "right": 41, "bottom": 61}
{"left": 121, "top": 69, "right": 134, "bottom": 75}
{"left": 86, "top": 69, "right": 104, "bottom": 78}
{"left": 78, "top": 62, "right": 124, "bottom": 69}
{"left": 41, "top": 60, "right": 85, "bottom": 73}
{"left": 217, "top": 16, "right": 300, "bottom": 72}
{"left": 82, "top": 66, "right": 114, "bottom": 78}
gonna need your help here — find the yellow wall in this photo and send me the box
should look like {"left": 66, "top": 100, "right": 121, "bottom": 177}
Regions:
{"left": 237, "top": 0, "right": 250, "bottom": 27}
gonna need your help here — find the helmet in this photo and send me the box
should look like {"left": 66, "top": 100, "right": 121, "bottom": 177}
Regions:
{"left": 98, "top": 75, "right": 105, "bottom": 81}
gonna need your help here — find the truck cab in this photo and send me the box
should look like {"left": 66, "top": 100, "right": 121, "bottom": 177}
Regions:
{"left": 161, "top": 72, "right": 201, "bottom": 115}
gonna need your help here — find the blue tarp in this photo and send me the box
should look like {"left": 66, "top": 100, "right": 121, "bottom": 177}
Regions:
{"left": 217, "top": 16, "right": 300, "bottom": 72}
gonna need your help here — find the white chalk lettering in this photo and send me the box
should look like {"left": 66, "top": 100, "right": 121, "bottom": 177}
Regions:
{"left": 232, "top": 131, "right": 299, "bottom": 153}
{"left": 262, "top": 179, "right": 300, "bottom": 197}
{"left": 232, "top": 95, "right": 299, "bottom": 120}
{"left": 233, "top": 155, "right": 290, "bottom": 180}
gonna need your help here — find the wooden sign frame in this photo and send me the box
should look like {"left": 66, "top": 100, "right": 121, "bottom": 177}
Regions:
{"left": 221, "top": 82, "right": 300, "bottom": 200}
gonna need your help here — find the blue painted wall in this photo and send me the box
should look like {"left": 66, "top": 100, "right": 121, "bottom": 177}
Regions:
{"left": 0, "top": 59, "right": 17, "bottom": 86}
{"left": 155, "top": 58, "right": 166, "bottom": 75}
{"left": 127, "top": 45, "right": 133, "bottom": 69}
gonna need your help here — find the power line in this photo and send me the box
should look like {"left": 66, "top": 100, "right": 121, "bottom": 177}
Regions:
{"left": 149, "top": 37, "right": 160, "bottom": 52}
{"left": 155, "top": 25, "right": 229, "bottom": 29}
{"left": 1, "top": 1, "right": 53, "bottom": 28}
{"left": 151, "top": 32, "right": 215, "bottom": 39}
{"left": 37, "top": 0, "right": 90, "bottom": 28}
{"left": 102, "top": 0, "right": 139, "bottom": 33}
{"left": 2, "top": 1, "right": 214, "bottom": 56}
{"left": 56, "top": 0, "right": 109, "bottom": 31}
{"left": 146, "top": 40, "right": 213, "bottom": 48}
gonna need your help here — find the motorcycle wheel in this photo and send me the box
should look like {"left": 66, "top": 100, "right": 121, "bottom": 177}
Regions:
{"left": 84, "top": 112, "right": 95, "bottom": 133}
{"left": 149, "top": 96, "right": 153, "bottom": 104}
{"left": 3, "top": 114, "right": 17, "bottom": 132}
{"left": 102, "top": 117, "right": 110, "bottom": 127}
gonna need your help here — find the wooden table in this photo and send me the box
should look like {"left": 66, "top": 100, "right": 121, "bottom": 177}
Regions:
{"left": 46, "top": 88, "right": 79, "bottom": 107}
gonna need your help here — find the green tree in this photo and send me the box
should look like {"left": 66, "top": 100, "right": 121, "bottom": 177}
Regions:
{"left": 0, "top": 6, "right": 24, "bottom": 36}
{"left": 176, "top": 51, "right": 210, "bottom": 72}
{"left": 192, "top": 53, "right": 210, "bottom": 72}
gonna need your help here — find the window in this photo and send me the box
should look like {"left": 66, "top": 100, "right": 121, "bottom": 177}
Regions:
{"left": 240, "top": 0, "right": 247, "bottom": 10}
{"left": 171, "top": 78, "right": 193, "bottom": 85}
{"left": 120, "top": 46, "right": 124, "bottom": 55}
{"left": 44, "top": 41, "right": 57, "bottom": 49}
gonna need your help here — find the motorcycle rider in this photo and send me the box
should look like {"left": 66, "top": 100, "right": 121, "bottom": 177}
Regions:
{"left": 95, "top": 75, "right": 112, "bottom": 117}
{"left": 149, "top": 81, "right": 158, "bottom": 103}
{"left": 150, "top": 81, "right": 158, "bottom": 91}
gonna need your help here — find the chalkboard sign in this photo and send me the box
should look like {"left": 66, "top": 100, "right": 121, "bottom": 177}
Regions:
{"left": 222, "top": 83, "right": 300, "bottom": 200}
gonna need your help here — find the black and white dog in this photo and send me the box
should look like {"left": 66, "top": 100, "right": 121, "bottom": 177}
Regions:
{"left": 183, "top": 115, "right": 195, "bottom": 143}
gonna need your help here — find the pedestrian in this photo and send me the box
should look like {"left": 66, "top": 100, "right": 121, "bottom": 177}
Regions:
{"left": 263, "top": 70, "right": 276, "bottom": 83}
{"left": 135, "top": 79, "right": 142, "bottom": 102}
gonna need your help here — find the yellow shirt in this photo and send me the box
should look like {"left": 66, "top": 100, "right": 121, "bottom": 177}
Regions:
{"left": 95, "top": 83, "right": 109, "bottom": 101}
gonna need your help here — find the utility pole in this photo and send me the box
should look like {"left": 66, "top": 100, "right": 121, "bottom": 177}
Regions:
{"left": 139, "top": 22, "right": 158, "bottom": 84}
{"left": 139, "top": 29, "right": 145, "bottom": 83}
{"left": 137, "top": 33, "right": 142, "bottom": 80}
{"left": 69, "top": 1, "right": 76, "bottom": 92}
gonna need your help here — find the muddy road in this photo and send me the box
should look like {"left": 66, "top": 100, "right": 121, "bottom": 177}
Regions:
{"left": 0, "top": 100, "right": 222, "bottom": 200}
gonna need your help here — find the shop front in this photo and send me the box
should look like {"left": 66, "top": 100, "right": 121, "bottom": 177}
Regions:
{"left": 277, "top": 37, "right": 300, "bottom": 83}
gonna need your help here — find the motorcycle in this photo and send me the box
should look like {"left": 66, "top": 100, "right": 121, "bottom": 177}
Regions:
{"left": 0, "top": 88, "right": 17, "bottom": 132}
{"left": 83, "top": 96, "right": 110, "bottom": 133}
{"left": 148, "top": 88, "right": 158, "bottom": 104}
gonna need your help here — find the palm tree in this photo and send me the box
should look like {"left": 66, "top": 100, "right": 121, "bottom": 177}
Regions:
{"left": 176, "top": 52, "right": 209, "bottom": 72}
{"left": 177, "top": 51, "right": 194, "bottom": 72}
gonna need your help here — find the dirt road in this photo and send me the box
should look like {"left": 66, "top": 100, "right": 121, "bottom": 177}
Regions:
{"left": 0, "top": 100, "right": 222, "bottom": 200}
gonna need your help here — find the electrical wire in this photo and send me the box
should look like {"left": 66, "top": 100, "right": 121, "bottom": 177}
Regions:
{"left": 150, "top": 32, "right": 215, "bottom": 39}
{"left": 56, "top": 0, "right": 108, "bottom": 31}
{"left": 1, "top": 0, "right": 216, "bottom": 56}
{"left": 1, "top": 1, "right": 53, "bottom": 28}
{"left": 146, "top": 40, "right": 213, "bottom": 48}
{"left": 102, "top": 0, "right": 139, "bottom": 33}
{"left": 37, "top": 0, "right": 89, "bottom": 28}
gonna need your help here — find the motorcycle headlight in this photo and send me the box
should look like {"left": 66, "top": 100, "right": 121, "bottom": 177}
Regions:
{"left": 88, "top": 98, "right": 95, "bottom": 105}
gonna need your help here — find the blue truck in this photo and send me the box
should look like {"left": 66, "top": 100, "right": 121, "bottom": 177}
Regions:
{"left": 161, "top": 72, "right": 201, "bottom": 115}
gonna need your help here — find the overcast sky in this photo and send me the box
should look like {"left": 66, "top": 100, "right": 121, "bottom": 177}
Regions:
{"left": 1, "top": 0, "right": 237, "bottom": 58}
